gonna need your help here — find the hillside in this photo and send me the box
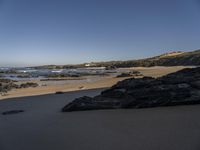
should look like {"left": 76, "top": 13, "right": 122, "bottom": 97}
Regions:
{"left": 32, "top": 49, "right": 200, "bottom": 69}
{"left": 91, "top": 49, "right": 200, "bottom": 68}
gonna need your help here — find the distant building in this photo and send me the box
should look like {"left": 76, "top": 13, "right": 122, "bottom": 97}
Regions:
{"left": 85, "top": 63, "right": 96, "bottom": 67}
{"left": 85, "top": 64, "right": 91, "bottom": 67}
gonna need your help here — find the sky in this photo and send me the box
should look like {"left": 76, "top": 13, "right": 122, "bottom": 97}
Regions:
{"left": 0, "top": 0, "right": 200, "bottom": 67}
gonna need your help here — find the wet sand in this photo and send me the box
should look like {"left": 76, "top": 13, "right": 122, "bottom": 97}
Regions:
{"left": 0, "top": 88, "right": 200, "bottom": 150}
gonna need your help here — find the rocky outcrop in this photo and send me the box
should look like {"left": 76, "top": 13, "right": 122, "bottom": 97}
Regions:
{"left": 19, "top": 82, "right": 38, "bottom": 88}
{"left": 0, "top": 80, "right": 38, "bottom": 95}
{"left": 116, "top": 71, "right": 143, "bottom": 78}
{"left": 62, "top": 67, "right": 200, "bottom": 112}
{"left": 0, "top": 78, "right": 17, "bottom": 83}
{"left": 0, "top": 79, "right": 18, "bottom": 95}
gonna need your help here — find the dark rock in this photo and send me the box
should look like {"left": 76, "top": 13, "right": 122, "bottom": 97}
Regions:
{"left": 116, "top": 73, "right": 133, "bottom": 78}
{"left": 19, "top": 82, "right": 38, "bottom": 88}
{"left": 105, "top": 65, "right": 117, "bottom": 70}
{"left": 62, "top": 67, "right": 200, "bottom": 112}
{"left": 17, "top": 74, "right": 32, "bottom": 78}
{"left": 0, "top": 78, "right": 14, "bottom": 83}
{"left": 62, "top": 96, "right": 122, "bottom": 112}
{"left": 0, "top": 79, "right": 18, "bottom": 95}
{"left": 55, "top": 91, "right": 64, "bottom": 94}
{"left": 2, "top": 110, "right": 24, "bottom": 115}
{"left": 116, "top": 71, "right": 143, "bottom": 78}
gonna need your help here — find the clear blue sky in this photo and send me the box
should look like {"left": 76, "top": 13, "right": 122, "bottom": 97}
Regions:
{"left": 0, "top": 0, "right": 200, "bottom": 67}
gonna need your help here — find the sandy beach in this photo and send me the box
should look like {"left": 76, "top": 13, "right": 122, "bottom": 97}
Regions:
{"left": 1, "top": 88, "right": 200, "bottom": 150}
{"left": 1, "top": 1, "right": 199, "bottom": 149}
{"left": 0, "top": 66, "right": 194, "bottom": 100}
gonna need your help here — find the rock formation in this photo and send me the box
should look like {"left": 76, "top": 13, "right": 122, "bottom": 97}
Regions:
{"left": 0, "top": 79, "right": 18, "bottom": 95}
{"left": 116, "top": 71, "right": 143, "bottom": 78}
{"left": 62, "top": 67, "right": 200, "bottom": 112}
{"left": 19, "top": 82, "right": 38, "bottom": 88}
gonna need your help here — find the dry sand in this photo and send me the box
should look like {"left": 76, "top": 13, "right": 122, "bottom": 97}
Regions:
{"left": 120, "top": 66, "right": 195, "bottom": 78}
{"left": 0, "top": 88, "right": 200, "bottom": 150}
{"left": 0, "top": 66, "right": 195, "bottom": 100}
